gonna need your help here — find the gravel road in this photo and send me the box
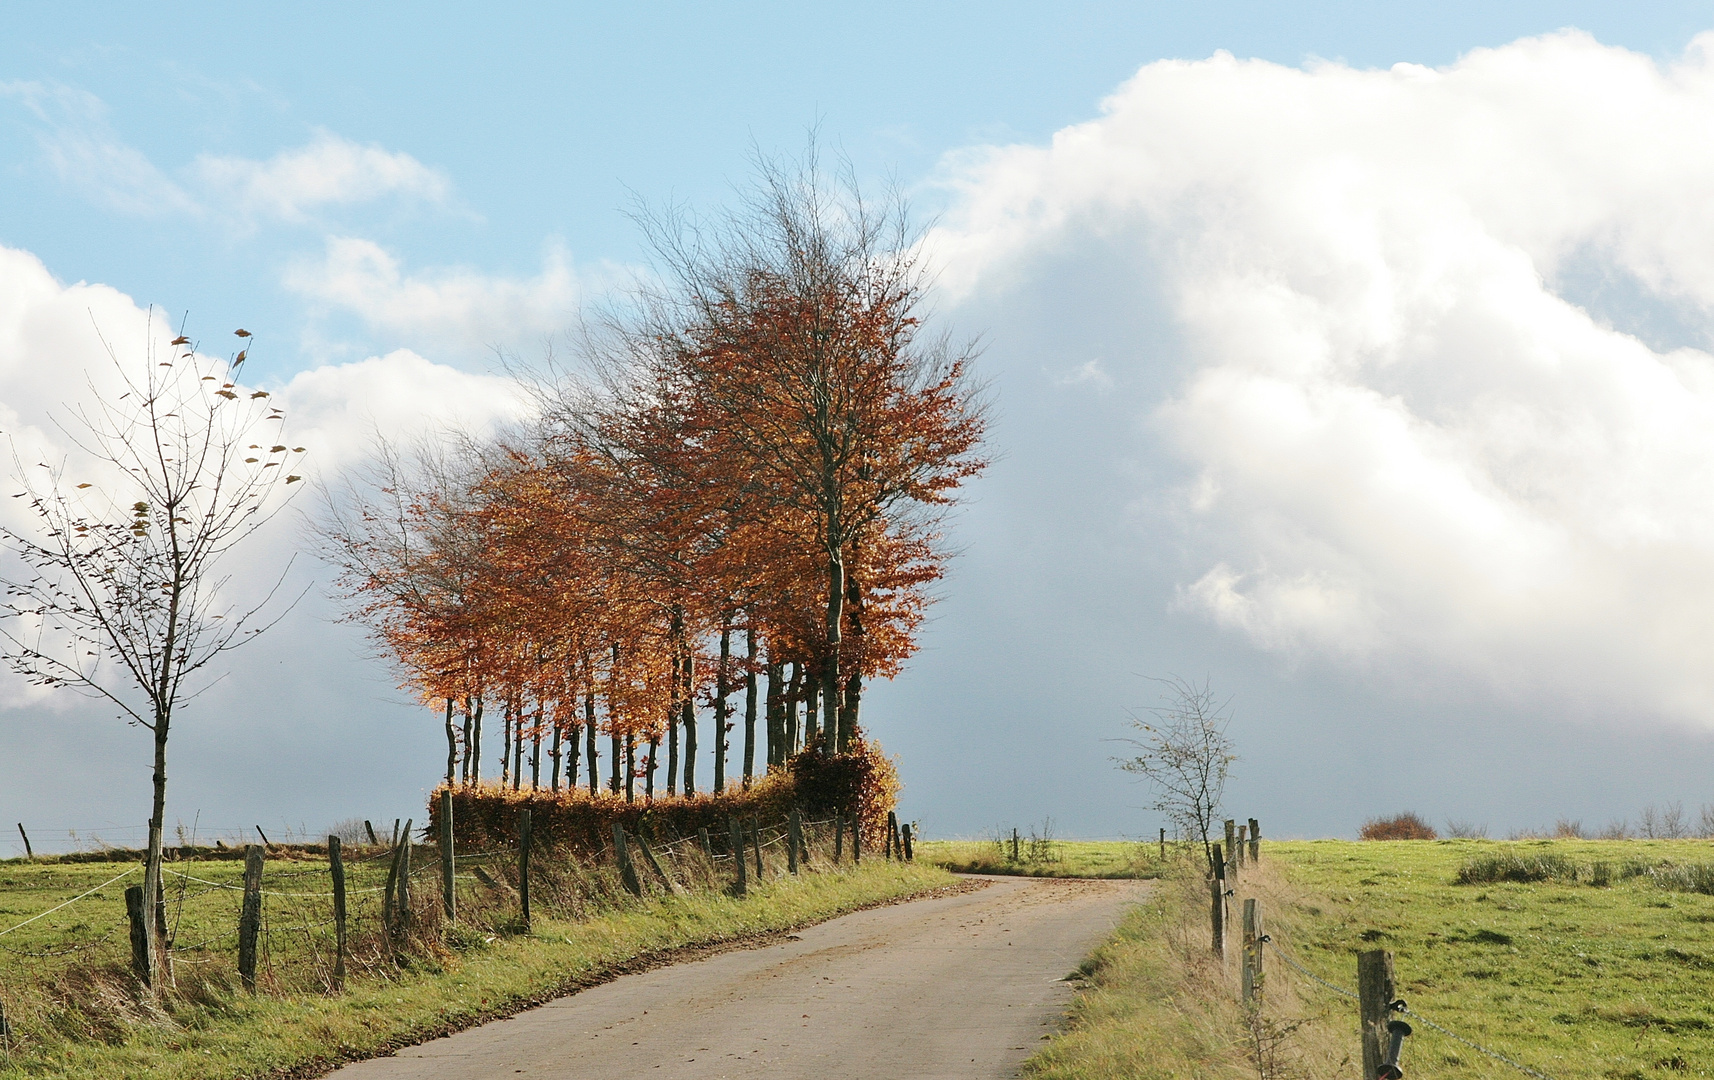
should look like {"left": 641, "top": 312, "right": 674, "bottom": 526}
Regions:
{"left": 323, "top": 874, "right": 1146, "bottom": 1079}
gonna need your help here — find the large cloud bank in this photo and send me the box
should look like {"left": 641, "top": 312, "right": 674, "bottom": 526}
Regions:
{"left": 931, "top": 31, "right": 1714, "bottom": 725}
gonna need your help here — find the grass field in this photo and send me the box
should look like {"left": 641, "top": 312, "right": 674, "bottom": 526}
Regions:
{"left": 0, "top": 845, "right": 955, "bottom": 1079}
{"left": 1029, "top": 837, "right": 1714, "bottom": 1079}
{"left": 914, "top": 837, "right": 1167, "bottom": 878}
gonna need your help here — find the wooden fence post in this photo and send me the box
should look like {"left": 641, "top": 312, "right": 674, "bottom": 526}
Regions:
{"left": 439, "top": 790, "right": 456, "bottom": 923}
{"left": 788, "top": 811, "right": 801, "bottom": 874}
{"left": 1358, "top": 949, "right": 1397, "bottom": 1080}
{"left": 1249, "top": 818, "right": 1261, "bottom": 863}
{"left": 16, "top": 824, "right": 30, "bottom": 861}
{"left": 1159, "top": 827, "right": 1166, "bottom": 861}
{"left": 631, "top": 829, "right": 679, "bottom": 894}
{"left": 612, "top": 822, "right": 643, "bottom": 896}
{"left": 237, "top": 844, "right": 265, "bottom": 991}
{"left": 902, "top": 822, "right": 913, "bottom": 861}
{"left": 1211, "top": 842, "right": 1225, "bottom": 959}
{"left": 125, "top": 884, "right": 152, "bottom": 986}
{"left": 1236, "top": 824, "right": 1248, "bottom": 868}
{"left": 1223, "top": 820, "right": 1237, "bottom": 883}
{"left": 1011, "top": 827, "right": 1020, "bottom": 863}
{"left": 852, "top": 814, "right": 862, "bottom": 864}
{"left": 396, "top": 818, "right": 413, "bottom": 932}
{"left": 728, "top": 816, "right": 747, "bottom": 896}
{"left": 518, "top": 810, "right": 532, "bottom": 929}
{"left": 328, "top": 835, "right": 347, "bottom": 991}
{"left": 885, "top": 811, "right": 897, "bottom": 859}
{"left": 364, "top": 820, "right": 378, "bottom": 846}
{"left": 698, "top": 827, "right": 712, "bottom": 858}
{"left": 1241, "top": 898, "right": 1261, "bottom": 1005}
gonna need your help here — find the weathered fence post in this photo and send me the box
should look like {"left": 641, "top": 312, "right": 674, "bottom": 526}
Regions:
{"left": 1249, "top": 818, "right": 1261, "bottom": 863}
{"left": 125, "top": 884, "right": 152, "bottom": 986}
{"left": 1211, "top": 842, "right": 1225, "bottom": 959}
{"left": 631, "top": 829, "right": 679, "bottom": 894}
{"left": 1011, "top": 827, "right": 1020, "bottom": 863}
{"left": 1358, "top": 949, "right": 1398, "bottom": 1080}
{"left": 613, "top": 822, "right": 643, "bottom": 896}
{"left": 834, "top": 816, "right": 844, "bottom": 863}
{"left": 439, "top": 790, "right": 456, "bottom": 923}
{"left": 886, "top": 811, "right": 897, "bottom": 859}
{"left": 788, "top": 811, "right": 801, "bottom": 874}
{"left": 698, "top": 827, "right": 712, "bottom": 858}
{"left": 237, "top": 843, "right": 265, "bottom": 991}
{"left": 328, "top": 834, "right": 347, "bottom": 991}
{"left": 364, "top": 820, "right": 378, "bottom": 846}
{"left": 1241, "top": 898, "right": 1262, "bottom": 1005}
{"left": 728, "top": 816, "right": 747, "bottom": 896}
{"left": 1223, "top": 820, "right": 1237, "bottom": 883}
{"left": 1236, "top": 824, "right": 1247, "bottom": 868}
{"left": 396, "top": 818, "right": 414, "bottom": 932}
{"left": 902, "top": 822, "right": 914, "bottom": 861}
{"left": 518, "top": 810, "right": 532, "bottom": 929}
{"left": 16, "top": 824, "right": 30, "bottom": 861}
{"left": 1159, "top": 827, "right": 1166, "bottom": 861}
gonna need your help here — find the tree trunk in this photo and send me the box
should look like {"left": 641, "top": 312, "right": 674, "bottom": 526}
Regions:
{"left": 625, "top": 732, "right": 635, "bottom": 802}
{"left": 568, "top": 719, "right": 581, "bottom": 791}
{"left": 471, "top": 695, "right": 483, "bottom": 783}
{"left": 841, "top": 671, "right": 862, "bottom": 751}
{"left": 500, "top": 696, "right": 512, "bottom": 787}
{"left": 764, "top": 658, "right": 783, "bottom": 769}
{"left": 682, "top": 651, "right": 698, "bottom": 796}
{"left": 142, "top": 718, "right": 169, "bottom": 989}
{"left": 714, "top": 616, "right": 730, "bottom": 794}
{"left": 743, "top": 623, "right": 758, "bottom": 786}
{"left": 549, "top": 716, "right": 561, "bottom": 791}
{"left": 585, "top": 687, "right": 598, "bottom": 796}
{"left": 443, "top": 697, "right": 456, "bottom": 787}
{"left": 608, "top": 642, "right": 622, "bottom": 794}
{"left": 823, "top": 552, "right": 844, "bottom": 753}
{"left": 786, "top": 662, "right": 802, "bottom": 757}
{"left": 530, "top": 704, "right": 542, "bottom": 790}
{"left": 646, "top": 735, "right": 658, "bottom": 799}
{"left": 512, "top": 695, "right": 525, "bottom": 792}
{"left": 667, "top": 658, "right": 680, "bottom": 796}
{"left": 460, "top": 697, "right": 472, "bottom": 784}
{"left": 804, "top": 661, "right": 820, "bottom": 749}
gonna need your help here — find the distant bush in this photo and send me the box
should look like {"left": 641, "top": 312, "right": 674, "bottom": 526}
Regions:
{"left": 1455, "top": 853, "right": 1576, "bottom": 884}
{"left": 1455, "top": 853, "right": 1662, "bottom": 887}
{"left": 1361, "top": 813, "right": 1438, "bottom": 841}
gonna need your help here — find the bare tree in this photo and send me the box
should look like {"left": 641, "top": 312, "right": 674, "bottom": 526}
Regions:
{"left": 1118, "top": 675, "right": 1237, "bottom": 872}
{"left": 0, "top": 319, "right": 304, "bottom": 985}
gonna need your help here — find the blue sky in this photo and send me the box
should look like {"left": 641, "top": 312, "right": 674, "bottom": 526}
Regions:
{"left": 8, "top": 4, "right": 1714, "bottom": 848}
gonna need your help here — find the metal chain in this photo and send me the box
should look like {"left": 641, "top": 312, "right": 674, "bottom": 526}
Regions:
{"left": 1270, "top": 941, "right": 1557, "bottom": 1080}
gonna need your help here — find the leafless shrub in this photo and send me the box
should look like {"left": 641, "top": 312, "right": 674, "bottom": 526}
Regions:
{"left": 1444, "top": 819, "right": 1488, "bottom": 839}
{"left": 1360, "top": 813, "right": 1436, "bottom": 840}
{"left": 1597, "top": 819, "right": 1632, "bottom": 840}
{"left": 1554, "top": 818, "right": 1585, "bottom": 839}
{"left": 1699, "top": 804, "right": 1714, "bottom": 839}
{"left": 1118, "top": 675, "right": 1236, "bottom": 873}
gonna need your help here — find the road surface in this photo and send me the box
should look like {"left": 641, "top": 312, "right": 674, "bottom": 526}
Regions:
{"left": 325, "top": 874, "right": 1146, "bottom": 1080}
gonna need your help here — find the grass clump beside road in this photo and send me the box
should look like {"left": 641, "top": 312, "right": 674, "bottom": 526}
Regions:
{"left": 915, "top": 838, "right": 1167, "bottom": 879}
{"left": 0, "top": 855, "right": 953, "bottom": 1079}
{"left": 1028, "top": 838, "right": 1714, "bottom": 1079}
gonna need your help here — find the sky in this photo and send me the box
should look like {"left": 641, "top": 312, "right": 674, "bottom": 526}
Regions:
{"left": 6, "top": 3, "right": 1714, "bottom": 850}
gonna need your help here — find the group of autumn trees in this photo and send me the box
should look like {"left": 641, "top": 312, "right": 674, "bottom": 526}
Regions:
{"left": 322, "top": 158, "right": 987, "bottom": 801}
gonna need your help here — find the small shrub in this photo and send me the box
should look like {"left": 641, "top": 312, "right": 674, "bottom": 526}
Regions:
{"left": 1454, "top": 853, "right": 1575, "bottom": 884}
{"left": 1360, "top": 813, "right": 1438, "bottom": 841}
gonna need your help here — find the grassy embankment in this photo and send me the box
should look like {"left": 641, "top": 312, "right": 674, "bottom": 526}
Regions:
{"left": 1026, "top": 838, "right": 1714, "bottom": 1079}
{"left": 0, "top": 848, "right": 953, "bottom": 1079}
{"left": 915, "top": 837, "right": 1168, "bottom": 878}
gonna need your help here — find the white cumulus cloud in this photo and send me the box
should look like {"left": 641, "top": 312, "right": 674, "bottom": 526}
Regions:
{"left": 192, "top": 131, "right": 452, "bottom": 222}
{"left": 930, "top": 30, "right": 1714, "bottom": 724}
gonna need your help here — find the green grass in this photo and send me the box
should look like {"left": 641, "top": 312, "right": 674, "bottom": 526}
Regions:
{"left": 915, "top": 838, "right": 1166, "bottom": 878}
{"left": 1027, "top": 838, "right": 1714, "bottom": 1079}
{"left": 0, "top": 851, "right": 954, "bottom": 1078}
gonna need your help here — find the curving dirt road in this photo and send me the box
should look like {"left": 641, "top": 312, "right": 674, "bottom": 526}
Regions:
{"left": 324, "top": 875, "right": 1146, "bottom": 1079}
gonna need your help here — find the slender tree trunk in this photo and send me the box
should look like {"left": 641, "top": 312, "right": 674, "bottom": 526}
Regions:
{"left": 444, "top": 697, "right": 457, "bottom": 786}
{"left": 625, "top": 732, "right": 635, "bottom": 802}
{"left": 764, "top": 658, "right": 782, "bottom": 769}
{"left": 608, "top": 642, "right": 622, "bottom": 794}
{"left": 568, "top": 719, "right": 581, "bottom": 792}
{"left": 500, "top": 696, "right": 512, "bottom": 787}
{"left": 460, "top": 696, "right": 473, "bottom": 783}
{"left": 786, "top": 662, "right": 802, "bottom": 757}
{"left": 714, "top": 615, "right": 730, "bottom": 794}
{"left": 512, "top": 695, "right": 524, "bottom": 792}
{"left": 841, "top": 672, "right": 862, "bottom": 750}
{"left": 550, "top": 715, "right": 562, "bottom": 792}
{"left": 804, "top": 660, "right": 820, "bottom": 750}
{"left": 646, "top": 735, "right": 658, "bottom": 800}
{"left": 585, "top": 687, "right": 598, "bottom": 796}
{"left": 667, "top": 654, "right": 680, "bottom": 796}
{"left": 823, "top": 552, "right": 844, "bottom": 753}
{"left": 743, "top": 623, "right": 758, "bottom": 786}
{"left": 471, "top": 695, "right": 483, "bottom": 783}
{"left": 530, "top": 703, "right": 542, "bottom": 790}
{"left": 610, "top": 732, "right": 622, "bottom": 793}
{"left": 682, "top": 650, "right": 698, "bottom": 796}
{"left": 142, "top": 716, "right": 169, "bottom": 986}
